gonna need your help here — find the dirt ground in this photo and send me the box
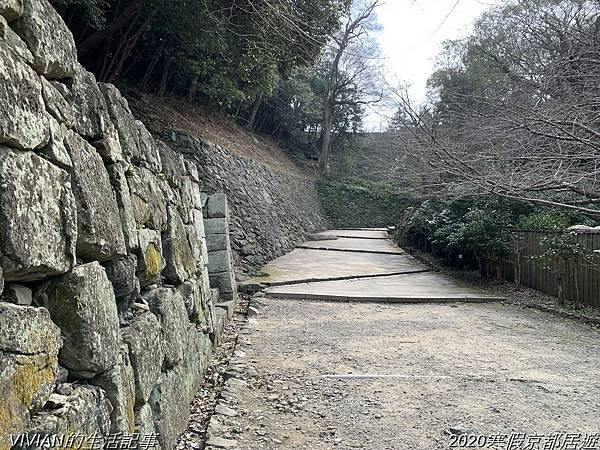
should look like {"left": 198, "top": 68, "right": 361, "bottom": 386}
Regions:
{"left": 207, "top": 297, "right": 600, "bottom": 450}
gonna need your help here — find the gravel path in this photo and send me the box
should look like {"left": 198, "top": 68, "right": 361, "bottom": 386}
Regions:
{"left": 204, "top": 296, "right": 600, "bottom": 449}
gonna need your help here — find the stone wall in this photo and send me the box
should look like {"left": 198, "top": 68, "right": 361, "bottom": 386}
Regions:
{"left": 165, "top": 132, "right": 329, "bottom": 274}
{"left": 317, "top": 180, "right": 411, "bottom": 228}
{"left": 204, "top": 194, "right": 238, "bottom": 301}
{"left": 0, "top": 2, "right": 230, "bottom": 448}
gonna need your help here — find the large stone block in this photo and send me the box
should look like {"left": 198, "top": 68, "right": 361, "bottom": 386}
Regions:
{"left": 65, "top": 66, "right": 115, "bottom": 141}
{"left": 183, "top": 325, "right": 211, "bottom": 394}
{"left": 0, "top": 353, "right": 58, "bottom": 449}
{"left": 144, "top": 287, "right": 188, "bottom": 368}
{"left": 99, "top": 83, "right": 162, "bottom": 172}
{"left": 40, "top": 77, "right": 74, "bottom": 128}
{"left": 102, "top": 255, "right": 138, "bottom": 299}
{"left": 64, "top": 130, "right": 127, "bottom": 261}
{"left": 11, "top": 0, "right": 76, "bottom": 78}
{"left": 209, "top": 271, "right": 236, "bottom": 295}
{"left": 121, "top": 312, "right": 164, "bottom": 406}
{"left": 93, "top": 344, "right": 136, "bottom": 434}
{"left": 134, "top": 404, "right": 162, "bottom": 450}
{"left": 177, "top": 177, "right": 194, "bottom": 224}
{"left": 36, "top": 262, "right": 121, "bottom": 378}
{"left": 186, "top": 224, "right": 204, "bottom": 271}
{"left": 0, "top": 303, "right": 61, "bottom": 449}
{"left": 206, "top": 233, "right": 230, "bottom": 252}
{"left": 200, "top": 268, "right": 214, "bottom": 333}
{"left": 13, "top": 386, "right": 112, "bottom": 450}
{"left": 136, "top": 229, "right": 164, "bottom": 287}
{"left": 212, "top": 308, "right": 228, "bottom": 345}
{"left": 0, "top": 15, "right": 32, "bottom": 63}
{"left": 0, "top": 45, "right": 49, "bottom": 149}
{"left": 204, "top": 218, "right": 228, "bottom": 235}
{"left": 207, "top": 250, "right": 231, "bottom": 274}
{"left": 184, "top": 159, "right": 199, "bottom": 183}
{"left": 156, "top": 142, "right": 194, "bottom": 221}
{"left": 189, "top": 180, "right": 203, "bottom": 210}
{"left": 0, "top": 147, "right": 76, "bottom": 281}
{"left": 200, "top": 266, "right": 212, "bottom": 299}
{"left": 106, "top": 163, "right": 139, "bottom": 252}
{"left": 127, "top": 166, "right": 167, "bottom": 231}
{"left": 206, "top": 193, "right": 228, "bottom": 219}
{"left": 179, "top": 280, "right": 205, "bottom": 325}
{"left": 156, "top": 140, "right": 185, "bottom": 182}
{"left": 0, "top": 0, "right": 22, "bottom": 21}
{"left": 39, "top": 117, "right": 72, "bottom": 170}
{"left": 162, "top": 207, "right": 195, "bottom": 285}
{"left": 90, "top": 124, "right": 123, "bottom": 164}
{"left": 0, "top": 302, "right": 61, "bottom": 362}
{"left": 191, "top": 208, "right": 208, "bottom": 262}
{"left": 148, "top": 366, "right": 192, "bottom": 450}
{"left": 209, "top": 272, "right": 237, "bottom": 294}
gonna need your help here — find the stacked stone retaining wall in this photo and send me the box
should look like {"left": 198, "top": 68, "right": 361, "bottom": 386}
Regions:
{"left": 203, "top": 194, "right": 238, "bottom": 301}
{"left": 0, "top": 1, "right": 233, "bottom": 448}
{"left": 165, "top": 132, "right": 329, "bottom": 274}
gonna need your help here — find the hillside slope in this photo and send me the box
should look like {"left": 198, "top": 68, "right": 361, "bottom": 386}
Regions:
{"left": 126, "top": 90, "right": 315, "bottom": 177}
{"left": 126, "top": 91, "right": 328, "bottom": 274}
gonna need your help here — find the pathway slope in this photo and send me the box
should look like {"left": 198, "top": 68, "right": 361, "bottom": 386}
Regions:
{"left": 200, "top": 229, "right": 600, "bottom": 450}
{"left": 250, "top": 229, "right": 504, "bottom": 302}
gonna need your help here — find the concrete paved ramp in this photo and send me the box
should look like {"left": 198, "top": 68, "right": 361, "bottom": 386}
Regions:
{"left": 267, "top": 272, "right": 504, "bottom": 302}
{"left": 301, "top": 236, "right": 404, "bottom": 254}
{"left": 316, "top": 229, "right": 389, "bottom": 239}
{"left": 252, "top": 249, "right": 426, "bottom": 285}
{"left": 251, "top": 229, "right": 503, "bottom": 303}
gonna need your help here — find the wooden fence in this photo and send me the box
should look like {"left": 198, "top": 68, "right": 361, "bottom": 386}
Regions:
{"left": 500, "top": 231, "right": 600, "bottom": 308}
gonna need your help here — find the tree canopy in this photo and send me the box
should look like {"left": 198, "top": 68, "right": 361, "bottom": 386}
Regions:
{"left": 393, "top": 0, "right": 600, "bottom": 217}
{"left": 52, "top": 0, "right": 385, "bottom": 166}
{"left": 53, "top": 0, "right": 349, "bottom": 105}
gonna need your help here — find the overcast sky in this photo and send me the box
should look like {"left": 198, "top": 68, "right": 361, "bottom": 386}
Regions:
{"left": 364, "top": 0, "right": 499, "bottom": 130}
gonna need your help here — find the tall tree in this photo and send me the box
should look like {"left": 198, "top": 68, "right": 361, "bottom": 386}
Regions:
{"left": 52, "top": 0, "right": 347, "bottom": 110}
{"left": 392, "top": 0, "right": 600, "bottom": 216}
{"left": 317, "top": 0, "right": 382, "bottom": 176}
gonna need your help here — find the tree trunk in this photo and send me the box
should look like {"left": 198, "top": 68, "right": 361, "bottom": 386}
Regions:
{"left": 157, "top": 54, "right": 171, "bottom": 100}
{"left": 316, "top": 4, "right": 377, "bottom": 176}
{"left": 514, "top": 251, "right": 522, "bottom": 288}
{"left": 574, "top": 265, "right": 580, "bottom": 304}
{"left": 557, "top": 275, "right": 565, "bottom": 304}
{"left": 106, "top": 13, "right": 153, "bottom": 83}
{"left": 476, "top": 256, "right": 486, "bottom": 278}
{"left": 557, "top": 258, "right": 566, "bottom": 304}
{"left": 142, "top": 38, "right": 166, "bottom": 89}
{"left": 246, "top": 93, "right": 263, "bottom": 131}
{"left": 186, "top": 75, "right": 199, "bottom": 103}
{"left": 513, "top": 263, "right": 521, "bottom": 288}
{"left": 318, "top": 90, "right": 334, "bottom": 176}
{"left": 234, "top": 101, "right": 242, "bottom": 120}
{"left": 78, "top": 0, "right": 141, "bottom": 58}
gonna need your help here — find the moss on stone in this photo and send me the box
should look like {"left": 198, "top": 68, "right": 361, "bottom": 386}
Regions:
{"left": 0, "top": 355, "right": 56, "bottom": 450}
{"left": 145, "top": 243, "right": 161, "bottom": 278}
{"left": 126, "top": 393, "right": 135, "bottom": 433}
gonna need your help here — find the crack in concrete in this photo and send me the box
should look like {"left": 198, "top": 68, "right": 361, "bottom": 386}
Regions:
{"left": 327, "top": 235, "right": 389, "bottom": 240}
{"left": 297, "top": 246, "right": 404, "bottom": 256}
{"left": 264, "top": 269, "right": 431, "bottom": 287}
